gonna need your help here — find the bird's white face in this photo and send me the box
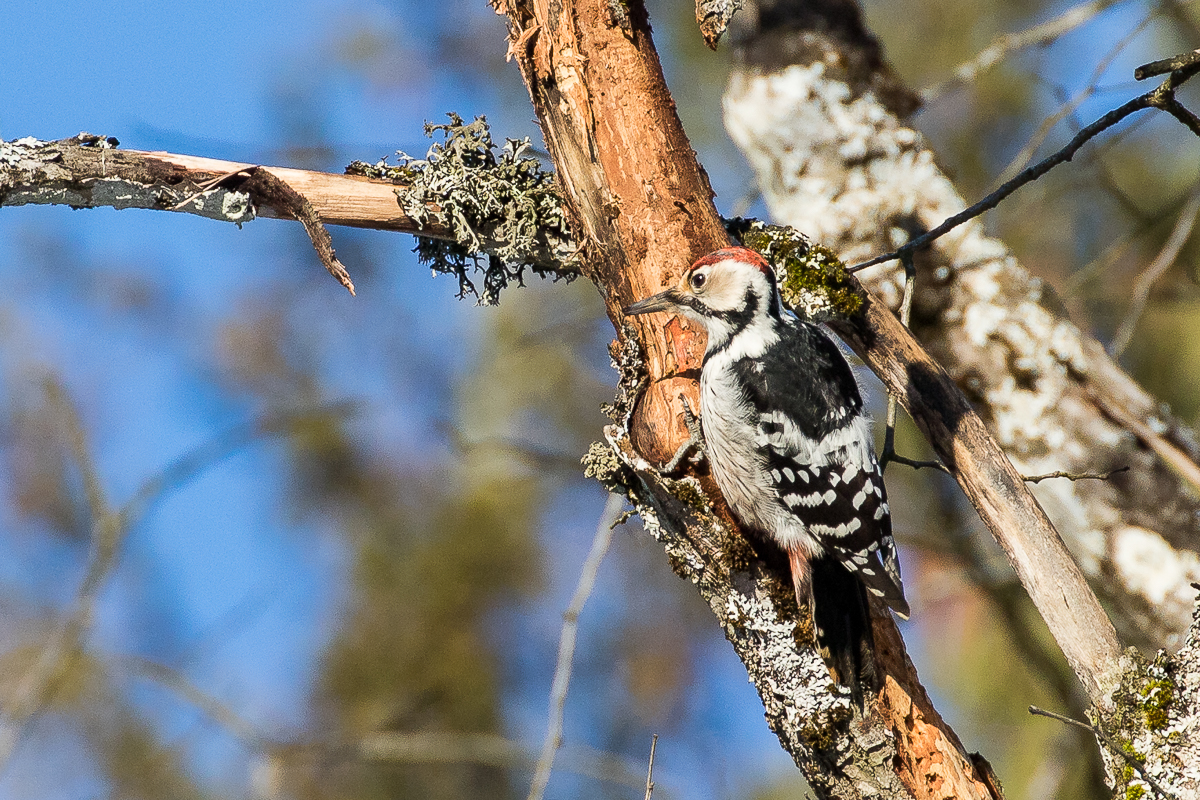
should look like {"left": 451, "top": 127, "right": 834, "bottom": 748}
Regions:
{"left": 678, "top": 258, "right": 758, "bottom": 316}
{"left": 622, "top": 248, "right": 780, "bottom": 352}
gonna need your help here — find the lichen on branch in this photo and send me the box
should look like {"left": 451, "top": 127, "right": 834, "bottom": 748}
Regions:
{"left": 347, "top": 113, "right": 578, "bottom": 305}
{"left": 728, "top": 218, "right": 865, "bottom": 321}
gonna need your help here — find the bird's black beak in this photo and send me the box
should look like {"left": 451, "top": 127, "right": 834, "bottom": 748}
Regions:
{"left": 623, "top": 288, "right": 683, "bottom": 317}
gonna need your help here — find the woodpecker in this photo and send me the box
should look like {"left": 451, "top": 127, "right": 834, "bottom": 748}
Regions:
{"left": 623, "top": 246, "right": 908, "bottom": 696}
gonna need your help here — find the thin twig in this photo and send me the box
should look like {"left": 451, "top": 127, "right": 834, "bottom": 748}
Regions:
{"left": 922, "top": 0, "right": 1127, "bottom": 103}
{"left": 526, "top": 492, "right": 625, "bottom": 800}
{"left": 889, "top": 453, "right": 951, "bottom": 473}
{"left": 1028, "top": 704, "right": 1097, "bottom": 731}
{"left": 643, "top": 734, "right": 659, "bottom": 800}
{"left": 992, "top": 9, "right": 1156, "bottom": 188}
{"left": 1023, "top": 466, "right": 1129, "bottom": 483}
{"left": 852, "top": 95, "right": 1151, "bottom": 272}
{"left": 852, "top": 52, "right": 1200, "bottom": 274}
{"left": 1162, "top": 97, "right": 1200, "bottom": 136}
{"left": 1136, "top": 48, "right": 1200, "bottom": 80}
{"left": 1029, "top": 706, "right": 1178, "bottom": 799}
{"left": 1110, "top": 190, "right": 1200, "bottom": 356}
{"left": 879, "top": 255, "right": 951, "bottom": 476}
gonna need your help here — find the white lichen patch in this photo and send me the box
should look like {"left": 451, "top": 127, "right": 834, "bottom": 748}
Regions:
{"left": 0, "top": 137, "right": 42, "bottom": 165}
{"left": 790, "top": 287, "right": 835, "bottom": 319}
{"left": 725, "top": 64, "right": 950, "bottom": 263}
{"left": 1163, "top": 617, "right": 1200, "bottom": 796}
{"left": 221, "top": 191, "right": 252, "bottom": 221}
{"left": 1114, "top": 526, "right": 1199, "bottom": 639}
{"left": 1048, "top": 320, "right": 1089, "bottom": 379}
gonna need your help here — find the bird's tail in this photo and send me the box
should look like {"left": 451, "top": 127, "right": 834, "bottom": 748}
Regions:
{"left": 800, "top": 555, "right": 880, "bottom": 707}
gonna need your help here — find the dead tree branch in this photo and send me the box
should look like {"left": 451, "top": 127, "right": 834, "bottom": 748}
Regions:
{"left": 829, "top": 278, "right": 1123, "bottom": 704}
{"left": 0, "top": 133, "right": 578, "bottom": 298}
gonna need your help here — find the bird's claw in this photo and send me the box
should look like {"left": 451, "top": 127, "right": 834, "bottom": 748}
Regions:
{"left": 663, "top": 395, "right": 706, "bottom": 473}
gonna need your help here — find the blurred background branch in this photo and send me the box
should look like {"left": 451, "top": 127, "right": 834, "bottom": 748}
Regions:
{"left": 0, "top": 395, "right": 361, "bottom": 771}
{"left": 526, "top": 491, "right": 623, "bottom": 800}
{"left": 920, "top": 0, "right": 1132, "bottom": 102}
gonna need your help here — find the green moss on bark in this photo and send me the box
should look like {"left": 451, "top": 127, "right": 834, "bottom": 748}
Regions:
{"left": 727, "top": 218, "right": 865, "bottom": 322}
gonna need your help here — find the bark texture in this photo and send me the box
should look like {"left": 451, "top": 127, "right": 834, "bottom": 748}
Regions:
{"left": 1095, "top": 594, "right": 1200, "bottom": 799}
{"left": 724, "top": 0, "right": 1200, "bottom": 652}
{"left": 0, "top": 5, "right": 1131, "bottom": 794}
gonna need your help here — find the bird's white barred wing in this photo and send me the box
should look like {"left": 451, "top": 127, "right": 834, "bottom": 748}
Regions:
{"left": 764, "top": 449, "right": 909, "bottom": 618}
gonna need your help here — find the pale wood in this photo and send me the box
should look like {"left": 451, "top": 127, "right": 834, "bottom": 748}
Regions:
{"left": 134, "top": 150, "right": 423, "bottom": 232}
{"left": 832, "top": 286, "right": 1124, "bottom": 704}
{"left": 0, "top": 136, "right": 455, "bottom": 239}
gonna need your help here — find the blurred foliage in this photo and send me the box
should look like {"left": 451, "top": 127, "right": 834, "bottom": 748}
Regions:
{"left": 2, "top": 1, "right": 1200, "bottom": 800}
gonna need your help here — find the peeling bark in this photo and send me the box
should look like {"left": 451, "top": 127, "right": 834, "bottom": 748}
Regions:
{"left": 724, "top": 0, "right": 1200, "bottom": 652}
{"left": 0, "top": 133, "right": 576, "bottom": 278}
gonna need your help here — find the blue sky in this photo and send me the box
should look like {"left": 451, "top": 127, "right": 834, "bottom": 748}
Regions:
{"left": 0, "top": 2, "right": 805, "bottom": 798}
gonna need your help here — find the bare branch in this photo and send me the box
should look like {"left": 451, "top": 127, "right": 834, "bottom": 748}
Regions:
{"left": 643, "top": 734, "right": 659, "bottom": 800}
{"left": 1024, "top": 466, "right": 1130, "bottom": 483}
{"left": 922, "top": 0, "right": 1128, "bottom": 102}
{"left": 1136, "top": 47, "right": 1200, "bottom": 79}
{"left": 829, "top": 277, "right": 1124, "bottom": 704}
{"left": 852, "top": 51, "right": 1200, "bottom": 273}
{"left": 885, "top": 453, "right": 949, "bottom": 473}
{"left": 1162, "top": 95, "right": 1200, "bottom": 136}
{"left": 1029, "top": 704, "right": 1099, "bottom": 731}
{"left": 0, "top": 134, "right": 578, "bottom": 293}
{"left": 1110, "top": 190, "right": 1200, "bottom": 356}
{"left": 851, "top": 93, "right": 1152, "bottom": 272}
{"left": 1029, "top": 706, "right": 1178, "bottom": 800}
{"left": 526, "top": 492, "right": 624, "bottom": 800}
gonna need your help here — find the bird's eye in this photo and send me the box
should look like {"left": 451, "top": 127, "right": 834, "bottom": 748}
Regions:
{"left": 690, "top": 272, "right": 707, "bottom": 291}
